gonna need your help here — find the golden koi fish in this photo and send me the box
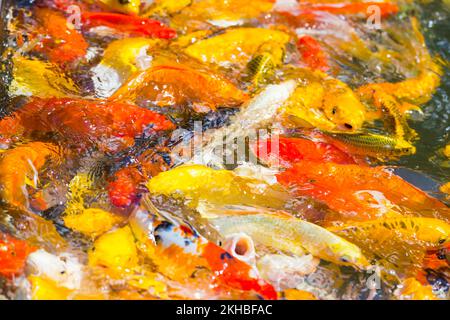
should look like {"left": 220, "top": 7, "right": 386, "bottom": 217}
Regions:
{"left": 185, "top": 28, "right": 291, "bottom": 67}
{"left": 204, "top": 207, "right": 369, "bottom": 269}
{"left": 147, "top": 164, "right": 290, "bottom": 209}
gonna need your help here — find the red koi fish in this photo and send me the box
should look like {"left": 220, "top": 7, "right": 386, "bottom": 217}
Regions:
{"left": 107, "top": 149, "right": 172, "bottom": 208}
{"left": 107, "top": 167, "right": 144, "bottom": 208}
{"left": 253, "top": 136, "right": 356, "bottom": 167}
{"left": 130, "top": 202, "right": 277, "bottom": 300}
{"left": 277, "top": 162, "right": 448, "bottom": 222}
{"left": 0, "top": 233, "right": 35, "bottom": 278}
{"left": 0, "top": 98, "right": 175, "bottom": 152}
{"left": 34, "top": 8, "right": 88, "bottom": 65}
{"left": 81, "top": 12, "right": 177, "bottom": 39}
{"left": 297, "top": 35, "right": 329, "bottom": 72}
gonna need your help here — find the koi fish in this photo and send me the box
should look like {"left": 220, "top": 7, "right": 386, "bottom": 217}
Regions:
{"left": 147, "top": 164, "right": 290, "bottom": 209}
{"left": 129, "top": 197, "right": 278, "bottom": 299}
{"left": 107, "top": 167, "right": 144, "bottom": 208}
{"left": 252, "top": 136, "right": 356, "bottom": 167}
{"left": 322, "top": 132, "right": 416, "bottom": 159}
{"left": 91, "top": 37, "right": 159, "bottom": 98}
{"left": 246, "top": 41, "right": 285, "bottom": 88}
{"left": 282, "top": 71, "right": 367, "bottom": 132}
{"left": 106, "top": 146, "right": 174, "bottom": 208}
{"left": 297, "top": 35, "right": 329, "bottom": 72}
{"left": 0, "top": 142, "right": 63, "bottom": 211}
{"left": 110, "top": 63, "right": 248, "bottom": 111}
{"left": 81, "top": 12, "right": 177, "bottom": 39}
{"left": 329, "top": 217, "right": 450, "bottom": 249}
{"left": 277, "top": 162, "right": 448, "bottom": 222}
{"left": 63, "top": 208, "right": 123, "bottom": 239}
{"left": 329, "top": 217, "right": 450, "bottom": 277}
{"left": 185, "top": 28, "right": 291, "bottom": 67}
{"left": 369, "top": 90, "right": 417, "bottom": 141}
{"left": 0, "top": 97, "right": 175, "bottom": 152}
{"left": 0, "top": 233, "right": 35, "bottom": 278}
{"left": 34, "top": 8, "right": 88, "bottom": 65}
{"left": 10, "top": 56, "right": 79, "bottom": 98}
{"left": 203, "top": 207, "right": 368, "bottom": 269}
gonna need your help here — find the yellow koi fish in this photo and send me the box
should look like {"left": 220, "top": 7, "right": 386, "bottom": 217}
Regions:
{"left": 11, "top": 56, "right": 79, "bottom": 98}
{"left": 147, "top": 164, "right": 290, "bottom": 209}
{"left": 203, "top": 207, "right": 368, "bottom": 269}
{"left": 185, "top": 28, "right": 291, "bottom": 67}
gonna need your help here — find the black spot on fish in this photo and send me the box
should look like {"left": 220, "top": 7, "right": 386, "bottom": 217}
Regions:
{"left": 155, "top": 221, "right": 173, "bottom": 233}
{"left": 220, "top": 252, "right": 234, "bottom": 261}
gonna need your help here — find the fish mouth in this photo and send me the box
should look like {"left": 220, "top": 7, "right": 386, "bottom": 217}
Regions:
{"left": 334, "top": 123, "right": 357, "bottom": 132}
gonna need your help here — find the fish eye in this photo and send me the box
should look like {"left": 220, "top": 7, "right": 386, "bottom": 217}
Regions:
{"left": 340, "top": 256, "right": 351, "bottom": 263}
{"left": 438, "top": 237, "right": 447, "bottom": 245}
{"left": 331, "top": 107, "right": 338, "bottom": 115}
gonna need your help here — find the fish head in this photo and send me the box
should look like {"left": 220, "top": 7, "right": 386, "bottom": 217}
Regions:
{"left": 392, "top": 139, "right": 416, "bottom": 156}
{"left": 328, "top": 242, "right": 370, "bottom": 270}
{"left": 322, "top": 80, "right": 366, "bottom": 132}
{"left": 418, "top": 219, "right": 450, "bottom": 247}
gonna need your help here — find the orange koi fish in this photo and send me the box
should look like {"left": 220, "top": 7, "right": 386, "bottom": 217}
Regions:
{"left": 0, "top": 98, "right": 175, "bottom": 152}
{"left": 110, "top": 64, "right": 248, "bottom": 112}
{"left": 0, "top": 142, "right": 63, "bottom": 211}
{"left": 253, "top": 136, "right": 356, "bottom": 167}
{"left": 34, "top": 8, "right": 88, "bottom": 65}
{"left": 277, "top": 162, "right": 447, "bottom": 222}
{"left": 0, "top": 233, "right": 35, "bottom": 278}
